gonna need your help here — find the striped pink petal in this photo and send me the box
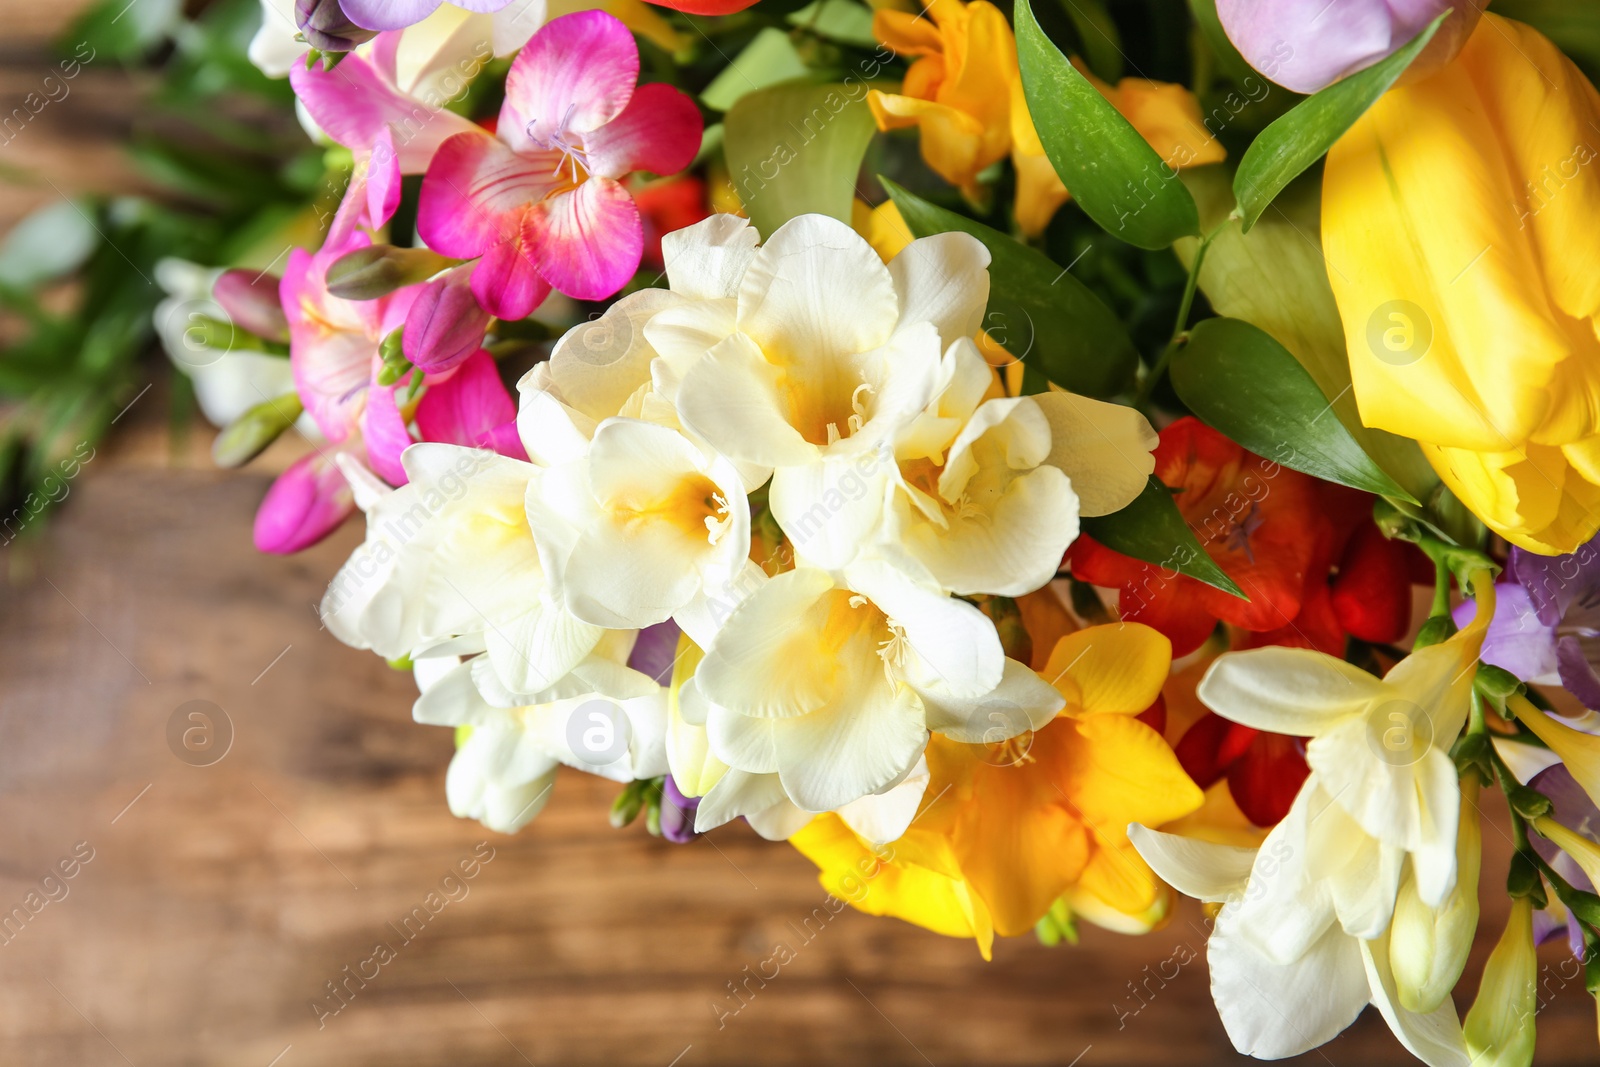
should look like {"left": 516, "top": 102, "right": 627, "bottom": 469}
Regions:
{"left": 362, "top": 384, "right": 414, "bottom": 486}
{"left": 283, "top": 247, "right": 380, "bottom": 442}
{"left": 471, "top": 235, "right": 553, "bottom": 320}
{"left": 415, "top": 350, "right": 523, "bottom": 458}
{"left": 499, "top": 11, "right": 638, "bottom": 155}
{"left": 524, "top": 176, "right": 642, "bottom": 301}
{"left": 417, "top": 130, "right": 560, "bottom": 258}
{"left": 585, "top": 82, "right": 703, "bottom": 179}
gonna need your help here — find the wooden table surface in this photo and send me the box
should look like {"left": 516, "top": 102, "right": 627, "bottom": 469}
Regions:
{"left": 2, "top": 4, "right": 1597, "bottom": 1064}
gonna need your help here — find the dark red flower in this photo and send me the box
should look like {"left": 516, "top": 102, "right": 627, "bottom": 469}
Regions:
{"left": 1174, "top": 713, "right": 1309, "bottom": 827}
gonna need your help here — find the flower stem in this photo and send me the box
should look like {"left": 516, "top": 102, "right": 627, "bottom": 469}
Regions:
{"left": 1134, "top": 221, "right": 1227, "bottom": 408}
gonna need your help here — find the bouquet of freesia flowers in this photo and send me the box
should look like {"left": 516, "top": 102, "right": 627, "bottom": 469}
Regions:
{"left": 168, "top": 0, "right": 1600, "bottom": 1060}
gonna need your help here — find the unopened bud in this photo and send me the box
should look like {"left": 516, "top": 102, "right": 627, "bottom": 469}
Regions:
{"left": 326, "top": 245, "right": 452, "bottom": 301}
{"left": 295, "top": 0, "right": 379, "bottom": 53}
{"left": 404, "top": 266, "right": 490, "bottom": 373}
{"left": 213, "top": 269, "right": 289, "bottom": 342}
{"left": 376, "top": 328, "right": 411, "bottom": 386}
{"left": 212, "top": 392, "right": 303, "bottom": 468}
{"left": 609, "top": 781, "right": 646, "bottom": 828}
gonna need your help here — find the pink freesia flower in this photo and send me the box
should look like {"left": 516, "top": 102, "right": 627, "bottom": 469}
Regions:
{"left": 417, "top": 10, "right": 701, "bottom": 318}
{"left": 414, "top": 349, "right": 527, "bottom": 459}
{"left": 290, "top": 32, "right": 480, "bottom": 172}
{"left": 404, "top": 264, "right": 492, "bottom": 374}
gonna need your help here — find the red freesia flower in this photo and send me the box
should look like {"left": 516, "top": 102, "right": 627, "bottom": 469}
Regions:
{"left": 1174, "top": 711, "right": 1309, "bottom": 826}
{"left": 1070, "top": 417, "right": 1418, "bottom": 656}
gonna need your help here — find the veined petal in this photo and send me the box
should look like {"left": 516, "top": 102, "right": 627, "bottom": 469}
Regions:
{"left": 887, "top": 231, "right": 991, "bottom": 348}
{"left": 773, "top": 684, "right": 927, "bottom": 812}
{"left": 1041, "top": 622, "right": 1172, "bottom": 716}
{"left": 675, "top": 332, "right": 818, "bottom": 468}
{"left": 584, "top": 82, "right": 701, "bottom": 179}
{"left": 1127, "top": 824, "right": 1254, "bottom": 903}
{"left": 290, "top": 52, "right": 476, "bottom": 170}
{"left": 472, "top": 234, "right": 554, "bottom": 321}
{"left": 418, "top": 131, "right": 556, "bottom": 259}
{"left": 524, "top": 176, "right": 642, "bottom": 301}
{"left": 500, "top": 9, "right": 637, "bottom": 149}
{"left": 661, "top": 214, "right": 761, "bottom": 300}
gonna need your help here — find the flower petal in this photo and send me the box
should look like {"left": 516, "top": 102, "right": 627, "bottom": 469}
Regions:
{"left": 1032, "top": 390, "right": 1158, "bottom": 517}
{"left": 500, "top": 9, "right": 637, "bottom": 148}
{"left": 253, "top": 450, "right": 357, "bottom": 554}
{"left": 1198, "top": 646, "right": 1387, "bottom": 736}
{"left": 887, "top": 231, "right": 990, "bottom": 347}
{"left": 1041, "top": 622, "right": 1173, "bottom": 716}
{"left": 584, "top": 81, "right": 701, "bottom": 179}
{"left": 524, "top": 177, "right": 642, "bottom": 301}
{"left": 661, "top": 214, "right": 760, "bottom": 300}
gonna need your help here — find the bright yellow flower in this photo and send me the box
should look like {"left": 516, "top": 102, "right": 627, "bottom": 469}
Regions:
{"left": 1322, "top": 14, "right": 1600, "bottom": 554}
{"left": 868, "top": 0, "right": 1223, "bottom": 236}
{"left": 790, "top": 621, "right": 1204, "bottom": 955}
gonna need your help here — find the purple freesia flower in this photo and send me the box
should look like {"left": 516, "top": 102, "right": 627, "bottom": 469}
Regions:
{"left": 1529, "top": 764, "right": 1599, "bottom": 958}
{"left": 1215, "top": 0, "right": 1486, "bottom": 94}
{"left": 341, "top": 0, "right": 514, "bottom": 32}
{"left": 1453, "top": 535, "right": 1600, "bottom": 708}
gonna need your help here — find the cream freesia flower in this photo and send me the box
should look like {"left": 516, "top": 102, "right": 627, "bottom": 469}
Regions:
{"left": 411, "top": 634, "right": 669, "bottom": 833}
{"left": 524, "top": 417, "right": 751, "bottom": 630}
{"left": 650, "top": 213, "right": 987, "bottom": 570}
{"left": 320, "top": 443, "right": 605, "bottom": 696}
{"left": 885, "top": 337, "right": 1154, "bottom": 595}
{"left": 687, "top": 556, "right": 1060, "bottom": 812}
{"left": 1130, "top": 824, "right": 1471, "bottom": 1065}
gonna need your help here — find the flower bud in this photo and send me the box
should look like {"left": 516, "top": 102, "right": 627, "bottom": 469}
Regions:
{"left": 404, "top": 266, "right": 491, "bottom": 374}
{"left": 212, "top": 269, "right": 289, "bottom": 343}
{"left": 253, "top": 450, "right": 356, "bottom": 554}
{"left": 1464, "top": 894, "right": 1537, "bottom": 1067}
{"left": 658, "top": 775, "right": 701, "bottom": 844}
{"left": 294, "top": 0, "right": 379, "bottom": 54}
{"left": 1391, "top": 775, "right": 1481, "bottom": 1012}
{"left": 1216, "top": 0, "right": 1486, "bottom": 95}
{"left": 212, "top": 392, "right": 303, "bottom": 468}
{"left": 325, "top": 245, "right": 453, "bottom": 302}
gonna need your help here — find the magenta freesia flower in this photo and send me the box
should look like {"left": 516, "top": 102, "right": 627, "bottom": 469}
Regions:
{"left": 1216, "top": 0, "right": 1485, "bottom": 94}
{"left": 417, "top": 10, "right": 701, "bottom": 318}
{"left": 254, "top": 450, "right": 358, "bottom": 554}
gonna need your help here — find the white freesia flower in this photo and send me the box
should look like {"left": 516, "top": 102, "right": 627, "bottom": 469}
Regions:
{"left": 320, "top": 443, "right": 604, "bottom": 695}
{"left": 525, "top": 417, "right": 751, "bottom": 630}
{"left": 654, "top": 214, "right": 980, "bottom": 570}
{"left": 885, "top": 338, "right": 1154, "bottom": 595}
{"left": 1195, "top": 633, "right": 1481, "bottom": 955}
{"left": 411, "top": 633, "right": 669, "bottom": 834}
{"left": 687, "top": 555, "right": 1060, "bottom": 812}
{"left": 1129, "top": 824, "right": 1471, "bottom": 1066}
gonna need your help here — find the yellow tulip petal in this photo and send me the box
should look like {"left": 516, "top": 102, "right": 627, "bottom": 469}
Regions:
{"left": 1423, "top": 438, "right": 1600, "bottom": 554}
{"left": 1041, "top": 622, "right": 1172, "bottom": 715}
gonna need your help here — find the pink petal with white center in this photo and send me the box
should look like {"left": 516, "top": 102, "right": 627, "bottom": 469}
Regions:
{"left": 499, "top": 11, "right": 637, "bottom": 155}
{"left": 362, "top": 384, "right": 415, "bottom": 486}
{"left": 417, "top": 130, "right": 560, "bottom": 258}
{"left": 403, "top": 265, "right": 491, "bottom": 373}
{"left": 367, "top": 127, "right": 403, "bottom": 229}
{"left": 524, "top": 176, "right": 641, "bottom": 301}
{"left": 584, "top": 82, "right": 703, "bottom": 180}
{"left": 253, "top": 450, "right": 357, "bottom": 554}
{"left": 289, "top": 52, "right": 476, "bottom": 172}
{"left": 283, "top": 247, "right": 379, "bottom": 442}
{"left": 415, "top": 350, "right": 524, "bottom": 457}
{"left": 472, "top": 235, "right": 553, "bottom": 320}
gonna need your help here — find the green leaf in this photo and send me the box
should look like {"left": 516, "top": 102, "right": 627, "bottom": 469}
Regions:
{"left": 725, "top": 82, "right": 877, "bottom": 237}
{"left": 1081, "top": 477, "right": 1245, "bottom": 598}
{"left": 883, "top": 179, "right": 1138, "bottom": 397}
{"left": 1013, "top": 0, "right": 1200, "bottom": 249}
{"left": 1232, "top": 13, "right": 1447, "bottom": 231}
{"left": 788, "top": 0, "right": 878, "bottom": 48}
{"left": 700, "top": 28, "right": 812, "bottom": 112}
{"left": 1057, "top": 0, "right": 1121, "bottom": 82}
{"left": 1172, "top": 317, "right": 1418, "bottom": 502}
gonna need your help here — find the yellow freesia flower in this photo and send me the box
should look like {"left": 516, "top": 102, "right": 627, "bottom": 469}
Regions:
{"left": 790, "top": 621, "right": 1204, "bottom": 955}
{"left": 868, "top": 0, "right": 1224, "bottom": 235}
{"left": 1323, "top": 13, "right": 1600, "bottom": 554}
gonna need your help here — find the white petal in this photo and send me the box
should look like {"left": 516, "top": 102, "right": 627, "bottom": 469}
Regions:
{"left": 695, "top": 568, "right": 838, "bottom": 719}
{"left": 1127, "top": 824, "right": 1255, "bottom": 903}
{"left": 1199, "top": 647, "right": 1387, "bottom": 736}
{"left": 694, "top": 769, "right": 811, "bottom": 840}
{"left": 902, "top": 465, "right": 1078, "bottom": 597}
{"left": 1208, "top": 905, "right": 1369, "bottom": 1060}
{"left": 836, "top": 757, "right": 929, "bottom": 846}
{"left": 704, "top": 708, "right": 781, "bottom": 774}
{"left": 772, "top": 683, "right": 927, "bottom": 812}
{"left": 1033, "top": 390, "right": 1158, "bottom": 517}
{"left": 1361, "top": 929, "right": 1472, "bottom": 1067}
{"left": 847, "top": 557, "right": 1004, "bottom": 697}
{"left": 888, "top": 231, "right": 991, "bottom": 348}
{"left": 663, "top": 214, "right": 761, "bottom": 300}
{"left": 413, "top": 659, "right": 498, "bottom": 726}
{"left": 545, "top": 287, "right": 680, "bottom": 423}
{"left": 915, "top": 658, "right": 1064, "bottom": 743}
{"left": 769, "top": 452, "right": 892, "bottom": 571}
{"left": 482, "top": 600, "right": 605, "bottom": 696}
{"left": 675, "top": 332, "right": 818, "bottom": 468}
{"left": 643, "top": 298, "right": 739, "bottom": 399}
{"left": 736, "top": 213, "right": 898, "bottom": 365}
